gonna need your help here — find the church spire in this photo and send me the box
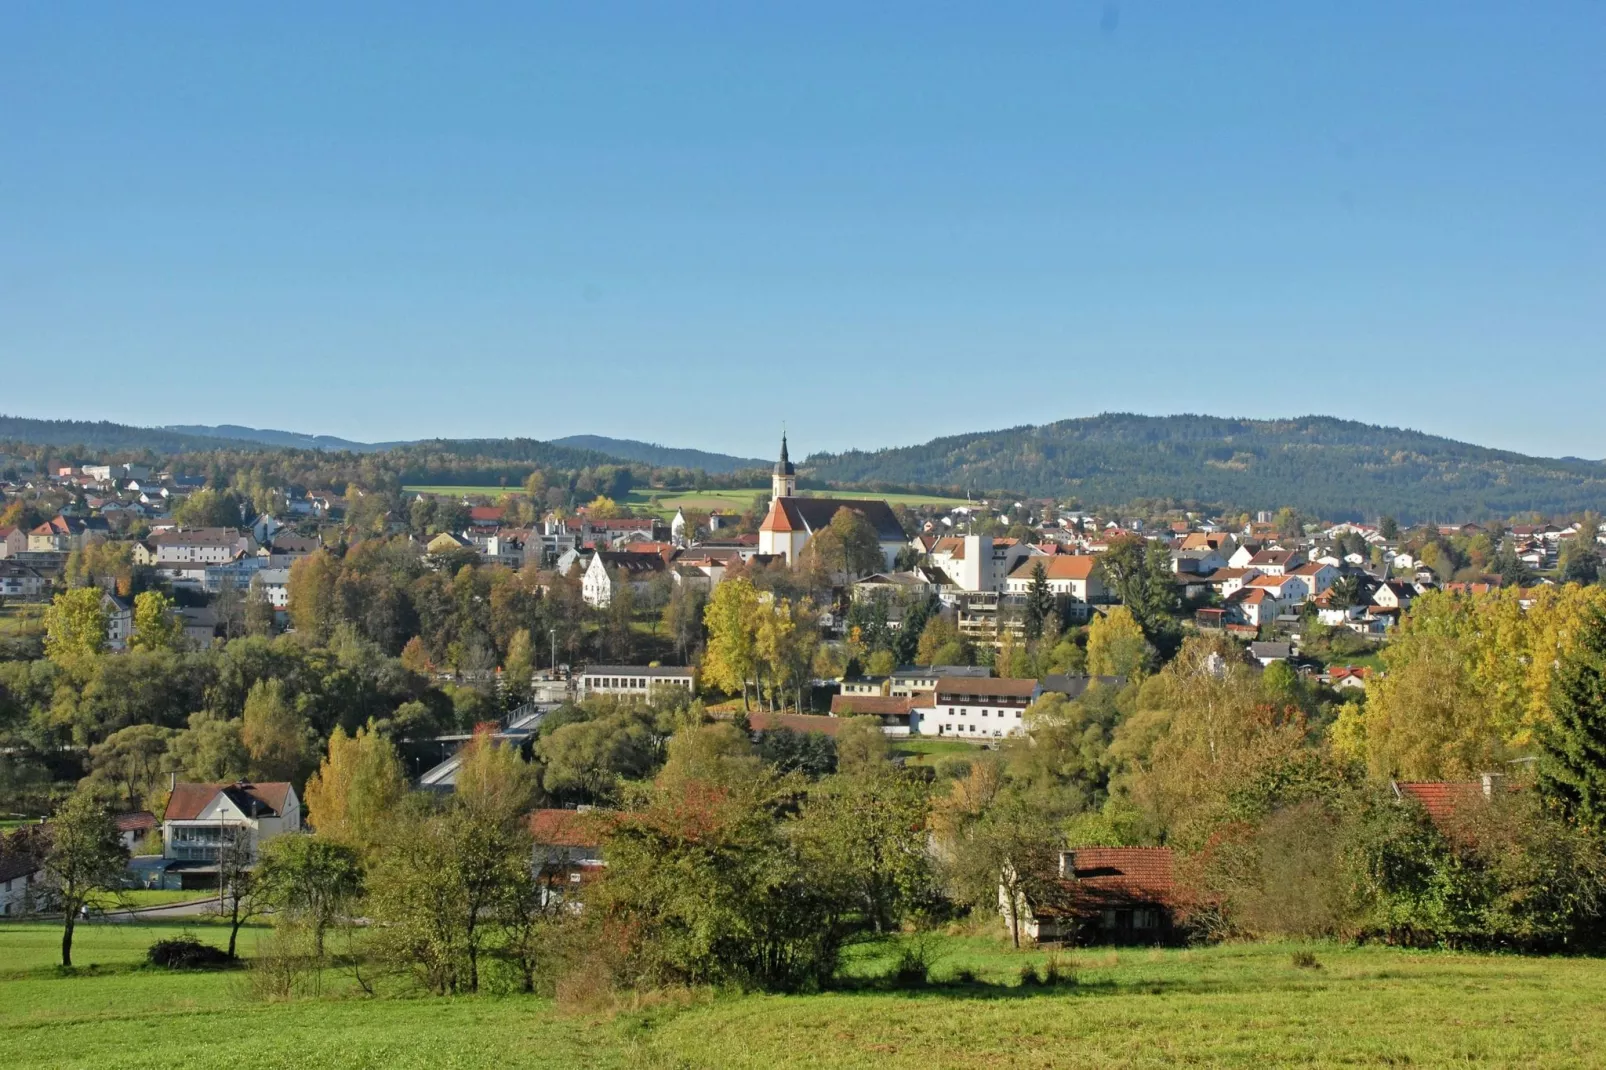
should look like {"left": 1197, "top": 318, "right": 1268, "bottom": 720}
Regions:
{"left": 772, "top": 428, "right": 797, "bottom": 499}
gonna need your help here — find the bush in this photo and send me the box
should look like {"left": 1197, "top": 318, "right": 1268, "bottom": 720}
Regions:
{"left": 1291, "top": 950, "right": 1321, "bottom": 970}
{"left": 148, "top": 935, "right": 232, "bottom": 969}
{"left": 1041, "top": 951, "right": 1073, "bottom": 986}
{"left": 1018, "top": 963, "right": 1041, "bottom": 986}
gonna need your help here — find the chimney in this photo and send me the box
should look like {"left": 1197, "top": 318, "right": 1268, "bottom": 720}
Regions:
{"left": 169, "top": 771, "right": 177, "bottom": 793}
{"left": 1481, "top": 773, "right": 1503, "bottom": 798}
{"left": 1059, "top": 850, "right": 1075, "bottom": 878}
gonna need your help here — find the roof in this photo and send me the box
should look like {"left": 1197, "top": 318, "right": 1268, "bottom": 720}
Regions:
{"left": 163, "top": 781, "right": 293, "bottom": 822}
{"left": 930, "top": 536, "right": 967, "bottom": 559}
{"left": 1006, "top": 555, "right": 1099, "bottom": 582}
{"left": 153, "top": 527, "right": 244, "bottom": 545}
{"left": 114, "top": 811, "right": 157, "bottom": 833}
{"left": 469, "top": 506, "right": 506, "bottom": 523}
{"left": 594, "top": 550, "right": 667, "bottom": 575}
{"left": 829, "top": 694, "right": 925, "bottom": 717}
{"left": 1034, "top": 847, "right": 1177, "bottom": 917}
{"left": 759, "top": 497, "right": 905, "bottom": 541}
{"left": 528, "top": 809, "right": 604, "bottom": 848}
{"left": 1249, "top": 642, "right": 1292, "bottom": 660}
{"left": 1040, "top": 674, "right": 1126, "bottom": 698}
{"left": 745, "top": 712, "right": 848, "bottom": 737}
{"left": 0, "top": 851, "right": 44, "bottom": 884}
{"left": 934, "top": 677, "right": 1039, "bottom": 700}
{"left": 580, "top": 664, "right": 694, "bottom": 678}
{"left": 1393, "top": 781, "right": 1488, "bottom": 824}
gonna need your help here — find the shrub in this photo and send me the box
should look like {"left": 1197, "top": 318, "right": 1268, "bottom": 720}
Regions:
{"left": 1041, "top": 952, "right": 1073, "bottom": 986}
{"left": 1290, "top": 950, "right": 1321, "bottom": 970}
{"left": 1018, "top": 963, "right": 1041, "bottom": 986}
{"left": 148, "top": 935, "right": 231, "bottom": 969}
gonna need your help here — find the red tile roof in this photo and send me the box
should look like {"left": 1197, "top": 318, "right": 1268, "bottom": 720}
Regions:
{"left": 1034, "top": 847, "right": 1178, "bottom": 917}
{"left": 1394, "top": 781, "right": 1486, "bottom": 824}
{"left": 114, "top": 811, "right": 157, "bottom": 833}
{"left": 744, "top": 712, "right": 847, "bottom": 737}
{"left": 163, "top": 782, "right": 293, "bottom": 821}
{"left": 528, "top": 809, "right": 605, "bottom": 848}
{"left": 1007, "top": 555, "right": 1099, "bottom": 581}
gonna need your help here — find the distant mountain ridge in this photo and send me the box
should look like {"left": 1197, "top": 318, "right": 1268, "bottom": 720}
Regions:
{"left": 550, "top": 435, "right": 766, "bottom": 474}
{"left": 803, "top": 413, "right": 1606, "bottom": 521}
{"left": 162, "top": 424, "right": 407, "bottom": 452}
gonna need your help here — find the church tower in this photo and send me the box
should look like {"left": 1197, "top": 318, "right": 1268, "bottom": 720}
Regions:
{"left": 772, "top": 432, "right": 797, "bottom": 500}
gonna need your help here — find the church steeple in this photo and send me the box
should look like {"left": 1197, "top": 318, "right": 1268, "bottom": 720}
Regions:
{"left": 772, "top": 430, "right": 797, "bottom": 500}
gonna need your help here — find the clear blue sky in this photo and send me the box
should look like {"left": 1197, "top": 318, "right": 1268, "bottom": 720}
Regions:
{"left": 4, "top": 4, "right": 1604, "bottom": 460}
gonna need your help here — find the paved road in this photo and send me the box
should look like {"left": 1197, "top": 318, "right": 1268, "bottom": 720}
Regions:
{"left": 99, "top": 897, "right": 227, "bottom": 922}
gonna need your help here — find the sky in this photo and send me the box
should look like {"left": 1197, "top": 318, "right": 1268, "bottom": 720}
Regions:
{"left": 3, "top": 3, "right": 1604, "bottom": 461}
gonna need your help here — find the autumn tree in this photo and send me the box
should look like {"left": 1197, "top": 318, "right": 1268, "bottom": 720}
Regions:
{"left": 302, "top": 723, "right": 408, "bottom": 854}
{"left": 86, "top": 724, "right": 176, "bottom": 811}
{"left": 703, "top": 577, "right": 761, "bottom": 709}
{"left": 1086, "top": 606, "right": 1148, "bottom": 679}
{"left": 130, "top": 590, "right": 184, "bottom": 652}
{"left": 44, "top": 587, "right": 108, "bottom": 667}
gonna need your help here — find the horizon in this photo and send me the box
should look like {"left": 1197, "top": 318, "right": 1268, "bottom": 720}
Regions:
{"left": 5, "top": 5, "right": 1605, "bottom": 459}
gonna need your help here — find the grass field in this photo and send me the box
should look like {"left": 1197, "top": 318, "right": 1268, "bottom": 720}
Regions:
{"left": 892, "top": 738, "right": 989, "bottom": 769}
{"left": 6, "top": 920, "right": 1606, "bottom": 1068}
{"left": 0, "top": 603, "right": 46, "bottom": 637}
{"left": 402, "top": 485, "right": 971, "bottom": 516}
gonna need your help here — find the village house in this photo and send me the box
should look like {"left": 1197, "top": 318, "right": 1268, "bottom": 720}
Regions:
{"left": 0, "top": 849, "right": 46, "bottom": 917}
{"left": 152, "top": 780, "right": 301, "bottom": 891}
{"left": 581, "top": 549, "right": 668, "bottom": 608}
{"left": 1012, "top": 847, "right": 1180, "bottom": 945}
{"left": 828, "top": 693, "right": 929, "bottom": 736}
{"left": 0, "top": 562, "right": 50, "bottom": 601}
{"left": 1002, "top": 554, "right": 1108, "bottom": 615}
{"left": 916, "top": 676, "right": 1039, "bottom": 739}
{"left": 0, "top": 525, "right": 27, "bottom": 558}
{"left": 152, "top": 527, "right": 254, "bottom": 564}
{"left": 529, "top": 809, "right": 606, "bottom": 911}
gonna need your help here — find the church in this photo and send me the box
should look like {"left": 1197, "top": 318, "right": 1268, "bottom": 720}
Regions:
{"left": 756, "top": 434, "right": 908, "bottom": 570}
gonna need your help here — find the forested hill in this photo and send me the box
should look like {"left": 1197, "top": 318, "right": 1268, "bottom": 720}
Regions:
{"left": 552, "top": 435, "right": 766, "bottom": 474}
{"left": 0, "top": 416, "right": 245, "bottom": 454}
{"left": 804, "top": 414, "right": 1606, "bottom": 521}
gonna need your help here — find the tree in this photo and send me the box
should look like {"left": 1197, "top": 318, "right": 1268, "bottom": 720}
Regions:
{"left": 287, "top": 551, "right": 340, "bottom": 641}
{"left": 1085, "top": 606, "right": 1148, "bottom": 679}
{"left": 662, "top": 582, "right": 707, "bottom": 663}
{"left": 44, "top": 587, "right": 107, "bottom": 666}
{"left": 1379, "top": 516, "right": 1400, "bottom": 541}
{"left": 454, "top": 728, "right": 539, "bottom": 825}
{"left": 502, "top": 628, "right": 535, "bottom": 705}
{"left": 43, "top": 790, "right": 128, "bottom": 967}
{"left": 217, "top": 823, "right": 266, "bottom": 958}
{"left": 242, "top": 679, "right": 313, "bottom": 783}
{"left": 658, "top": 721, "right": 763, "bottom": 789}
{"left": 170, "top": 711, "right": 249, "bottom": 782}
{"left": 244, "top": 579, "right": 277, "bottom": 637}
{"left": 87, "top": 724, "right": 176, "bottom": 811}
{"left": 931, "top": 769, "right": 1060, "bottom": 948}
{"left": 257, "top": 834, "right": 363, "bottom": 958}
{"left": 1537, "top": 608, "right": 1606, "bottom": 832}
{"left": 1097, "top": 536, "right": 1180, "bottom": 651}
{"left": 172, "top": 487, "right": 243, "bottom": 528}
{"left": 703, "top": 578, "right": 761, "bottom": 710}
{"left": 799, "top": 767, "right": 930, "bottom": 933}
{"left": 1023, "top": 561, "right": 1055, "bottom": 641}
{"left": 835, "top": 716, "right": 889, "bottom": 776}
{"left": 302, "top": 723, "right": 407, "bottom": 854}
{"left": 130, "top": 590, "right": 184, "bottom": 652}
{"left": 536, "top": 709, "right": 661, "bottom": 805}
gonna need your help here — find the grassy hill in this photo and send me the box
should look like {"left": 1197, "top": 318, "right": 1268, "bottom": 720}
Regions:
{"left": 5, "top": 920, "right": 1606, "bottom": 1068}
{"left": 804, "top": 413, "right": 1606, "bottom": 521}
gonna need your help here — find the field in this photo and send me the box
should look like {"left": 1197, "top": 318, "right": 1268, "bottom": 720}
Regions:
{"left": 6, "top": 920, "right": 1606, "bottom": 1069}
{"left": 0, "top": 603, "right": 46, "bottom": 638}
{"left": 402, "top": 485, "right": 972, "bottom": 516}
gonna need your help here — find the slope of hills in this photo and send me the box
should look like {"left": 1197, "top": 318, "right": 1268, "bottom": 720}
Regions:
{"left": 551, "top": 435, "right": 766, "bottom": 474}
{"left": 803, "top": 413, "right": 1606, "bottom": 521}
{"left": 162, "top": 424, "right": 404, "bottom": 452}
{"left": 0, "top": 415, "right": 245, "bottom": 454}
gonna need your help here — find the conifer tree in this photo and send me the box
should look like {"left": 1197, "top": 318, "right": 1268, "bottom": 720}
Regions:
{"left": 1537, "top": 607, "right": 1606, "bottom": 831}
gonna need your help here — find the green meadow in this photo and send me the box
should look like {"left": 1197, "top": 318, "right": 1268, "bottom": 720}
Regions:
{"left": 6, "top": 919, "right": 1606, "bottom": 1069}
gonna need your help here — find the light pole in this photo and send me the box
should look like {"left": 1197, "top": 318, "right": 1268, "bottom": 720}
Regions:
{"left": 550, "top": 628, "right": 557, "bottom": 673}
{"left": 217, "top": 800, "right": 228, "bottom": 917}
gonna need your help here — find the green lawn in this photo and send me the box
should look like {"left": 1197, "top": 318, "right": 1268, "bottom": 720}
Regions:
{"left": 6, "top": 920, "right": 1606, "bottom": 1068}
{"left": 0, "top": 603, "right": 46, "bottom": 637}
{"left": 402, "top": 484, "right": 519, "bottom": 499}
{"left": 625, "top": 487, "right": 972, "bottom": 517}
{"left": 892, "top": 739, "right": 989, "bottom": 769}
{"left": 115, "top": 889, "right": 216, "bottom": 909}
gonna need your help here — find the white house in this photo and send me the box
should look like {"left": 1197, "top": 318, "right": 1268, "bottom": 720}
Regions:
{"left": 251, "top": 567, "right": 292, "bottom": 609}
{"left": 582, "top": 550, "right": 668, "bottom": 608}
{"left": 1002, "top": 555, "right": 1108, "bottom": 605}
{"left": 915, "top": 677, "right": 1039, "bottom": 739}
{"left": 0, "top": 849, "right": 45, "bottom": 916}
{"left": 158, "top": 780, "right": 301, "bottom": 891}
{"left": 152, "top": 528, "right": 254, "bottom": 565}
{"left": 1289, "top": 561, "right": 1340, "bottom": 597}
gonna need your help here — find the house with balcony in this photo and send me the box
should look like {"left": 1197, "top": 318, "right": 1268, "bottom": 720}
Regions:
{"left": 152, "top": 780, "right": 301, "bottom": 890}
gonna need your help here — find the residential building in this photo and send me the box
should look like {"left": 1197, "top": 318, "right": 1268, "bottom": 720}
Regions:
{"left": 156, "top": 780, "right": 301, "bottom": 890}
{"left": 0, "top": 562, "right": 49, "bottom": 601}
{"left": 887, "top": 664, "right": 990, "bottom": 696}
{"left": 0, "top": 525, "right": 26, "bottom": 558}
{"left": 251, "top": 567, "right": 292, "bottom": 610}
{"left": 828, "top": 693, "right": 929, "bottom": 736}
{"left": 103, "top": 592, "right": 133, "bottom": 651}
{"left": 575, "top": 664, "right": 695, "bottom": 698}
{"left": 0, "top": 851, "right": 45, "bottom": 917}
{"left": 918, "top": 676, "right": 1039, "bottom": 739}
{"left": 1002, "top": 554, "right": 1108, "bottom": 608}
{"left": 529, "top": 809, "right": 606, "bottom": 911}
{"left": 1014, "top": 848, "right": 1179, "bottom": 945}
{"left": 582, "top": 550, "right": 668, "bottom": 608}
{"left": 152, "top": 527, "right": 253, "bottom": 564}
